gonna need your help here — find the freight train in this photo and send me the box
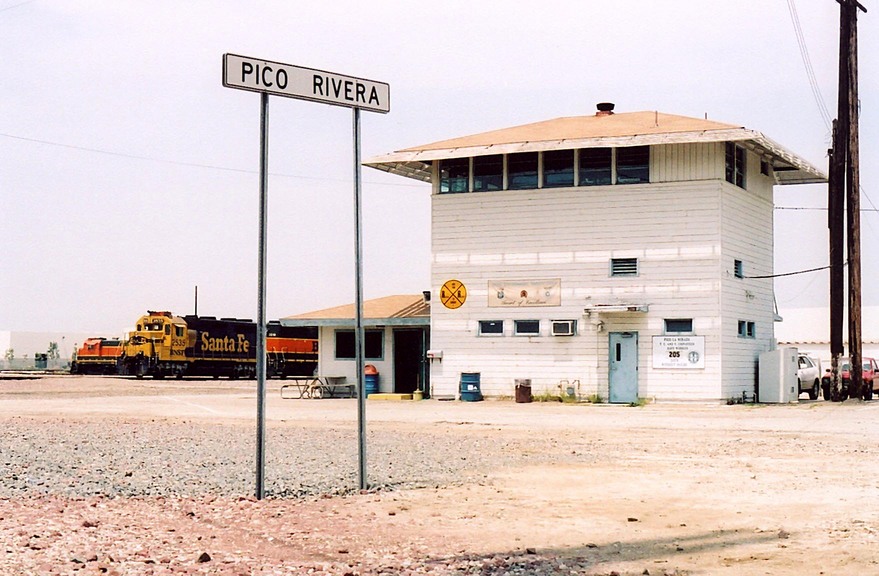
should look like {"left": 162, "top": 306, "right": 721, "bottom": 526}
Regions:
{"left": 71, "top": 310, "right": 317, "bottom": 379}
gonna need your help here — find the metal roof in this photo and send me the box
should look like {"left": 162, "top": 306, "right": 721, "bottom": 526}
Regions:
{"left": 363, "top": 111, "right": 827, "bottom": 185}
{"left": 281, "top": 294, "right": 430, "bottom": 327}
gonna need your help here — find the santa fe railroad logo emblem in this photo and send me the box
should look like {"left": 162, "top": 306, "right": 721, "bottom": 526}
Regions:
{"left": 440, "top": 280, "right": 467, "bottom": 310}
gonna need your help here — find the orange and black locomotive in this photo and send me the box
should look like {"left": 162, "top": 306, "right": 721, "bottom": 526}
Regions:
{"left": 72, "top": 310, "right": 317, "bottom": 379}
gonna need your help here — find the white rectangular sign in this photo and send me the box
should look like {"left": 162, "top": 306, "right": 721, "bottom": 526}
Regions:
{"left": 652, "top": 336, "right": 705, "bottom": 369}
{"left": 222, "top": 54, "right": 390, "bottom": 113}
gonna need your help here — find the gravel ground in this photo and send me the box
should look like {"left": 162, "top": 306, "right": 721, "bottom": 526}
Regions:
{"left": 0, "top": 416, "right": 587, "bottom": 499}
{"left": 3, "top": 376, "right": 879, "bottom": 575}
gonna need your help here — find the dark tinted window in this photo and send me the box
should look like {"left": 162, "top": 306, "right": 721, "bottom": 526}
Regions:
{"left": 665, "top": 319, "right": 693, "bottom": 333}
{"left": 439, "top": 158, "right": 469, "bottom": 193}
{"left": 617, "top": 146, "right": 650, "bottom": 184}
{"left": 335, "top": 330, "right": 383, "bottom": 359}
{"left": 478, "top": 320, "right": 504, "bottom": 335}
{"left": 514, "top": 320, "right": 540, "bottom": 335}
{"left": 507, "top": 152, "right": 538, "bottom": 190}
{"left": 725, "top": 142, "right": 745, "bottom": 188}
{"left": 473, "top": 155, "right": 503, "bottom": 192}
{"left": 578, "top": 148, "right": 612, "bottom": 186}
{"left": 543, "top": 150, "right": 574, "bottom": 188}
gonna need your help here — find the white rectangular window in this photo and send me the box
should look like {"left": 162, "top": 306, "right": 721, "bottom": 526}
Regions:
{"left": 611, "top": 257, "right": 638, "bottom": 276}
{"left": 664, "top": 319, "right": 693, "bottom": 334}
{"left": 738, "top": 320, "right": 756, "bottom": 338}
{"left": 478, "top": 320, "right": 504, "bottom": 336}
{"left": 514, "top": 320, "right": 540, "bottom": 336}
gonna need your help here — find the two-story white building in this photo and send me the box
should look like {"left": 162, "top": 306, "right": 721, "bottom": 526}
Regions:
{"left": 365, "top": 104, "right": 825, "bottom": 402}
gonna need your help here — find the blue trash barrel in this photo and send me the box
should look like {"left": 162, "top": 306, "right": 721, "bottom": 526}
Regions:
{"left": 460, "top": 372, "right": 483, "bottom": 402}
{"left": 364, "top": 364, "right": 380, "bottom": 396}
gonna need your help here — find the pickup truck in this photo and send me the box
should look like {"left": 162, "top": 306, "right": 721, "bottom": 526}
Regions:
{"left": 797, "top": 354, "right": 821, "bottom": 400}
{"left": 820, "top": 356, "right": 879, "bottom": 400}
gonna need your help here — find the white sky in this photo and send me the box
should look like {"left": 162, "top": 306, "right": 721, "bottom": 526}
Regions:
{"left": 0, "top": 0, "right": 875, "bottom": 333}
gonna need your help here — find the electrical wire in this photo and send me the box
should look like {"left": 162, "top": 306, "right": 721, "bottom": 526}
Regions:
{"left": 786, "top": 0, "right": 833, "bottom": 130}
{"left": 776, "top": 206, "right": 879, "bottom": 212}
{"left": 745, "top": 263, "right": 841, "bottom": 280}
{"left": 0, "top": 131, "right": 427, "bottom": 188}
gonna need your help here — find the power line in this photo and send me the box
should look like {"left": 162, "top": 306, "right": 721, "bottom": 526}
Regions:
{"left": 745, "top": 262, "right": 842, "bottom": 280}
{"left": 786, "top": 0, "right": 834, "bottom": 130}
{"left": 776, "top": 206, "right": 879, "bottom": 212}
{"left": 0, "top": 131, "right": 427, "bottom": 189}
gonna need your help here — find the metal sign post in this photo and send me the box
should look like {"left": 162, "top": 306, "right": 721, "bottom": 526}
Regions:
{"left": 223, "top": 54, "right": 389, "bottom": 498}
{"left": 255, "top": 92, "right": 269, "bottom": 499}
{"left": 352, "top": 107, "right": 367, "bottom": 489}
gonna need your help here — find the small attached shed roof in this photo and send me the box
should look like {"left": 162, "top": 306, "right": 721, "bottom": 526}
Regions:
{"left": 364, "top": 111, "right": 826, "bottom": 185}
{"left": 281, "top": 294, "right": 430, "bottom": 328}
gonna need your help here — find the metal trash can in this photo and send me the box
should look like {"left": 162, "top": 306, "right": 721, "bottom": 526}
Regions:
{"left": 364, "top": 364, "right": 380, "bottom": 396}
{"left": 515, "top": 379, "right": 532, "bottom": 403}
{"left": 460, "top": 372, "right": 483, "bottom": 402}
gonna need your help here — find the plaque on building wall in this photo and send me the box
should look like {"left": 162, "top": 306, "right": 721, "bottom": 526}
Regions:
{"left": 487, "top": 279, "right": 561, "bottom": 307}
{"left": 652, "top": 336, "right": 706, "bottom": 369}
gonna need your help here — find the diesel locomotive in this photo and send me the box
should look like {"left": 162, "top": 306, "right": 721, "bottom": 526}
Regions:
{"left": 70, "top": 337, "right": 124, "bottom": 375}
{"left": 72, "top": 310, "right": 317, "bottom": 379}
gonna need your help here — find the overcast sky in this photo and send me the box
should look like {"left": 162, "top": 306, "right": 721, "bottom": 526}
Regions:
{"left": 1, "top": 0, "right": 875, "bottom": 334}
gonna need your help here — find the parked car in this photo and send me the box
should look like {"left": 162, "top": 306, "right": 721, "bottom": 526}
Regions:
{"left": 797, "top": 354, "right": 822, "bottom": 400}
{"left": 820, "top": 356, "right": 879, "bottom": 400}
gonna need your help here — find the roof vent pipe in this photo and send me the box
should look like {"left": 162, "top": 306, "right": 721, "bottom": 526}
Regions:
{"left": 596, "top": 102, "right": 615, "bottom": 116}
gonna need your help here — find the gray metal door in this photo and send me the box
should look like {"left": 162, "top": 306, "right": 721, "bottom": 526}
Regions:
{"left": 609, "top": 332, "right": 638, "bottom": 403}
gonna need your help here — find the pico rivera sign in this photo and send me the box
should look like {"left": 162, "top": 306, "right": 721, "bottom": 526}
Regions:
{"left": 222, "top": 53, "right": 390, "bottom": 113}
{"left": 223, "top": 52, "right": 389, "bottom": 497}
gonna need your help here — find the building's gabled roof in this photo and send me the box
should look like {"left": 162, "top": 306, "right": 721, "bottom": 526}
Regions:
{"left": 363, "top": 110, "right": 827, "bottom": 185}
{"left": 281, "top": 294, "right": 429, "bottom": 327}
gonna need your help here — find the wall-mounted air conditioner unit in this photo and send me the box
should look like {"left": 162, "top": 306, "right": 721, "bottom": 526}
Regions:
{"left": 551, "top": 320, "right": 576, "bottom": 336}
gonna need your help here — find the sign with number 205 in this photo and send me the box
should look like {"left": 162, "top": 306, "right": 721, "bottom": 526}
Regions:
{"left": 652, "top": 336, "right": 705, "bottom": 369}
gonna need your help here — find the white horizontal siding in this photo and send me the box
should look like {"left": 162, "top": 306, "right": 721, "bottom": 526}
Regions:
{"left": 719, "top": 148, "right": 778, "bottom": 399}
{"left": 429, "top": 179, "right": 726, "bottom": 400}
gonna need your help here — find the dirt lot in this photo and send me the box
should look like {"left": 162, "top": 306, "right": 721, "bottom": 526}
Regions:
{"left": 2, "top": 375, "right": 879, "bottom": 575}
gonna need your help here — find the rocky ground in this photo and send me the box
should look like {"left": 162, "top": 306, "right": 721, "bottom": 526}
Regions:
{"left": 1, "top": 375, "right": 879, "bottom": 575}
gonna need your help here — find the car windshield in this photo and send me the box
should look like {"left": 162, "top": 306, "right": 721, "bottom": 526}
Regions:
{"left": 841, "top": 362, "right": 851, "bottom": 371}
{"left": 865, "top": 362, "right": 872, "bottom": 371}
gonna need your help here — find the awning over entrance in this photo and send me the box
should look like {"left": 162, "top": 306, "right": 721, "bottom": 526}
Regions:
{"left": 584, "top": 303, "right": 650, "bottom": 314}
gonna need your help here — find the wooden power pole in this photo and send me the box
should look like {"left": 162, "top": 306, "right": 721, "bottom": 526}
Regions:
{"left": 830, "top": 0, "right": 867, "bottom": 400}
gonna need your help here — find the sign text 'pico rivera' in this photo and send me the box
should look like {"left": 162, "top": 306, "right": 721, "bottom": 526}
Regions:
{"left": 222, "top": 54, "right": 390, "bottom": 114}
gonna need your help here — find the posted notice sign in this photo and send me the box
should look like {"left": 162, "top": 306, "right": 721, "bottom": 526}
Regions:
{"left": 222, "top": 54, "right": 390, "bottom": 113}
{"left": 652, "top": 336, "right": 705, "bottom": 369}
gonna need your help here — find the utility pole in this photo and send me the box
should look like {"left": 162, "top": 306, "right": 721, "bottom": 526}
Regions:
{"left": 830, "top": 0, "right": 867, "bottom": 400}
{"left": 828, "top": 119, "right": 844, "bottom": 401}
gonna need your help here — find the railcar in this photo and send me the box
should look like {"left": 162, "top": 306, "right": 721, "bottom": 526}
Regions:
{"left": 70, "top": 337, "right": 124, "bottom": 374}
{"left": 73, "top": 310, "right": 317, "bottom": 379}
